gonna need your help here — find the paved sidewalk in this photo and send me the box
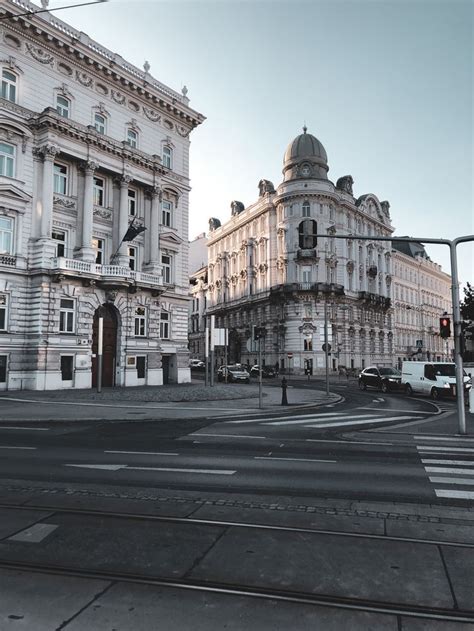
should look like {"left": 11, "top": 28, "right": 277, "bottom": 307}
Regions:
{"left": 0, "top": 382, "right": 341, "bottom": 422}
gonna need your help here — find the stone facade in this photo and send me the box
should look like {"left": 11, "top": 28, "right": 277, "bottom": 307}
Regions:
{"left": 0, "top": 0, "right": 204, "bottom": 390}
{"left": 206, "top": 129, "right": 394, "bottom": 375}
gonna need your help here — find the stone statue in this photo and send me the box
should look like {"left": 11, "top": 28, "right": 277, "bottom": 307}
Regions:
{"left": 230, "top": 200, "right": 245, "bottom": 216}
{"left": 258, "top": 179, "right": 275, "bottom": 196}
{"left": 336, "top": 175, "right": 354, "bottom": 195}
{"left": 381, "top": 201, "right": 391, "bottom": 217}
{"left": 208, "top": 217, "right": 221, "bottom": 231}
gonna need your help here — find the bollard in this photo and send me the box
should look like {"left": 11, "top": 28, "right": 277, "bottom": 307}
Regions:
{"left": 281, "top": 377, "right": 288, "bottom": 406}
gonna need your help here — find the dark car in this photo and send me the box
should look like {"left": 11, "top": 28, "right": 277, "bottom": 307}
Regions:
{"left": 217, "top": 365, "right": 250, "bottom": 383}
{"left": 250, "top": 365, "right": 276, "bottom": 378}
{"left": 358, "top": 367, "right": 402, "bottom": 393}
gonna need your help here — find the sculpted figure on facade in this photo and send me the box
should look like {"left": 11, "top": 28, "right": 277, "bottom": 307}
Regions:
{"left": 208, "top": 217, "right": 221, "bottom": 232}
{"left": 336, "top": 175, "right": 354, "bottom": 196}
{"left": 230, "top": 200, "right": 245, "bottom": 216}
{"left": 381, "top": 200, "right": 391, "bottom": 217}
{"left": 258, "top": 179, "right": 275, "bottom": 197}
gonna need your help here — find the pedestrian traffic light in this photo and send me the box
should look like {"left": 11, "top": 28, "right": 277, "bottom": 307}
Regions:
{"left": 439, "top": 317, "right": 451, "bottom": 338}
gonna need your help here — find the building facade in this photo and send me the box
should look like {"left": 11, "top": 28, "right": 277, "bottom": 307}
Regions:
{"left": 392, "top": 241, "right": 453, "bottom": 367}
{"left": 206, "top": 128, "right": 394, "bottom": 374}
{"left": 0, "top": 0, "right": 204, "bottom": 390}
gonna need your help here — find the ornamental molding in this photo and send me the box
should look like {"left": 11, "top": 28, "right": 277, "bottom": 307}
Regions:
{"left": 93, "top": 207, "right": 112, "bottom": 221}
{"left": 80, "top": 160, "right": 100, "bottom": 174}
{"left": 76, "top": 70, "right": 94, "bottom": 87}
{"left": 146, "top": 185, "right": 163, "bottom": 201}
{"left": 53, "top": 195, "right": 76, "bottom": 210}
{"left": 176, "top": 125, "right": 190, "bottom": 138}
{"left": 143, "top": 107, "right": 161, "bottom": 122}
{"left": 346, "top": 260, "right": 355, "bottom": 273}
{"left": 111, "top": 90, "right": 126, "bottom": 104}
{"left": 33, "top": 143, "right": 60, "bottom": 160}
{"left": 25, "top": 43, "right": 54, "bottom": 65}
{"left": 0, "top": 55, "right": 23, "bottom": 74}
{"left": 298, "top": 322, "right": 317, "bottom": 334}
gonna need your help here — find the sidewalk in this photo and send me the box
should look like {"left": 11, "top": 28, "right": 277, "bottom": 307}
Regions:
{"left": 0, "top": 382, "right": 341, "bottom": 422}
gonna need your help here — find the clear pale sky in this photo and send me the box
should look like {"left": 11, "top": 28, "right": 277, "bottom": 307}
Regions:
{"left": 47, "top": 0, "right": 473, "bottom": 288}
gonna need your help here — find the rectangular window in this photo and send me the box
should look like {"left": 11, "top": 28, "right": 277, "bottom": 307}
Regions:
{"left": 136, "top": 355, "right": 146, "bottom": 378}
{"left": 1, "top": 70, "right": 16, "bottom": 103}
{"left": 162, "top": 146, "right": 172, "bottom": 169}
{"left": 301, "top": 266, "right": 312, "bottom": 283}
{"left": 161, "top": 200, "right": 172, "bottom": 227}
{"left": 0, "top": 294, "right": 7, "bottom": 331}
{"left": 127, "top": 129, "right": 138, "bottom": 148}
{"left": 92, "top": 237, "right": 104, "bottom": 264}
{"left": 93, "top": 177, "right": 105, "bottom": 206}
{"left": 0, "top": 142, "right": 15, "bottom": 178}
{"left": 128, "top": 246, "right": 137, "bottom": 271}
{"left": 59, "top": 298, "right": 75, "bottom": 333}
{"left": 56, "top": 95, "right": 70, "bottom": 118}
{"left": 160, "top": 311, "right": 170, "bottom": 339}
{"left": 0, "top": 355, "right": 7, "bottom": 383}
{"left": 60, "top": 355, "right": 73, "bottom": 381}
{"left": 94, "top": 113, "right": 106, "bottom": 134}
{"left": 128, "top": 189, "right": 136, "bottom": 216}
{"left": 304, "top": 336, "right": 313, "bottom": 351}
{"left": 53, "top": 163, "right": 68, "bottom": 195}
{"left": 0, "top": 217, "right": 13, "bottom": 254}
{"left": 161, "top": 254, "right": 171, "bottom": 284}
{"left": 134, "top": 306, "right": 146, "bottom": 336}
{"left": 52, "top": 230, "right": 66, "bottom": 257}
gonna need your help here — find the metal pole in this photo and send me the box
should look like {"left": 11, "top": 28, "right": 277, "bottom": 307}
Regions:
{"left": 450, "top": 240, "right": 466, "bottom": 434}
{"left": 324, "top": 299, "right": 329, "bottom": 396}
{"left": 97, "top": 314, "right": 103, "bottom": 393}
{"left": 210, "top": 315, "right": 215, "bottom": 387}
{"left": 224, "top": 328, "right": 228, "bottom": 379}
{"left": 205, "top": 321, "right": 209, "bottom": 387}
{"left": 258, "top": 335, "right": 263, "bottom": 409}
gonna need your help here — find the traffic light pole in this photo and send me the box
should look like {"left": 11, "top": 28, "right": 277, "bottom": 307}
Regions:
{"left": 258, "top": 337, "right": 263, "bottom": 409}
{"left": 324, "top": 299, "right": 329, "bottom": 396}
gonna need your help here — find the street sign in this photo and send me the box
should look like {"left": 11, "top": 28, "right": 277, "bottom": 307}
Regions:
{"left": 416, "top": 340, "right": 423, "bottom": 348}
{"left": 322, "top": 343, "right": 331, "bottom": 352}
{"left": 287, "top": 352, "right": 293, "bottom": 359}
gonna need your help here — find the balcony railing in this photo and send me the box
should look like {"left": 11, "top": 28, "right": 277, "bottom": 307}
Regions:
{"left": 0, "top": 254, "right": 17, "bottom": 267}
{"left": 52, "top": 257, "right": 163, "bottom": 287}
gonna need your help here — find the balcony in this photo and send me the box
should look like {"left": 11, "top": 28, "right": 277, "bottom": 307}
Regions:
{"left": 358, "top": 291, "right": 391, "bottom": 310}
{"left": 296, "top": 249, "right": 318, "bottom": 261}
{"left": 271, "top": 282, "right": 345, "bottom": 300}
{"left": 51, "top": 257, "right": 164, "bottom": 293}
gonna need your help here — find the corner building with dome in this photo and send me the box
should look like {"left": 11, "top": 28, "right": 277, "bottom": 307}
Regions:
{"left": 206, "top": 128, "right": 394, "bottom": 374}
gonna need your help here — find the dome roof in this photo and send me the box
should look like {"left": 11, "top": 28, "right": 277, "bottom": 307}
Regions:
{"left": 284, "top": 126, "right": 327, "bottom": 164}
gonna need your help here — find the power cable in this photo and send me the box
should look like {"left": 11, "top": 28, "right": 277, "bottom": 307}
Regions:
{"left": 0, "top": 0, "right": 109, "bottom": 21}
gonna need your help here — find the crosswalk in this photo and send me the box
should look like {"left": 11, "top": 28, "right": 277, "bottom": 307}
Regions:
{"left": 415, "top": 436, "right": 474, "bottom": 501}
{"left": 223, "top": 409, "right": 430, "bottom": 431}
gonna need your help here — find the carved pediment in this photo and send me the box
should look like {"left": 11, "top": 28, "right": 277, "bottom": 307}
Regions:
{"left": 0, "top": 182, "right": 31, "bottom": 204}
{"left": 159, "top": 231, "right": 184, "bottom": 245}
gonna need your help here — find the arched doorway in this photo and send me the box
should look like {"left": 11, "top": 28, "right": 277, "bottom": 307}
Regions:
{"left": 92, "top": 304, "right": 118, "bottom": 387}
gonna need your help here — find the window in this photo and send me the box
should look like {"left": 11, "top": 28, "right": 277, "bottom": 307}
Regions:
{"left": 303, "top": 335, "right": 313, "bottom": 351}
{"left": 162, "top": 146, "right": 172, "bottom": 169}
{"left": 52, "top": 230, "right": 66, "bottom": 257}
{"left": 59, "top": 298, "right": 75, "bottom": 333}
{"left": 134, "top": 306, "right": 146, "bottom": 337}
{"left": 136, "top": 355, "right": 146, "bottom": 378}
{"left": 92, "top": 237, "right": 104, "bottom": 264}
{"left": 162, "top": 254, "right": 172, "bottom": 284}
{"left": 56, "top": 95, "right": 70, "bottom": 118}
{"left": 53, "top": 163, "right": 68, "bottom": 195}
{"left": 302, "top": 201, "right": 311, "bottom": 217}
{"left": 127, "top": 128, "right": 138, "bottom": 148}
{"left": 128, "top": 189, "right": 136, "bottom": 216}
{"left": 0, "top": 217, "right": 13, "bottom": 254}
{"left": 0, "top": 294, "right": 7, "bottom": 331}
{"left": 128, "top": 246, "right": 137, "bottom": 271}
{"left": 1, "top": 69, "right": 16, "bottom": 103}
{"left": 160, "top": 311, "right": 170, "bottom": 339}
{"left": 0, "top": 142, "right": 15, "bottom": 178}
{"left": 161, "top": 200, "right": 172, "bottom": 227}
{"left": 60, "top": 355, "right": 73, "bottom": 381}
{"left": 301, "top": 266, "right": 312, "bottom": 283}
{"left": 298, "top": 219, "right": 318, "bottom": 249}
{"left": 93, "top": 177, "right": 105, "bottom": 206}
{"left": 94, "top": 113, "right": 106, "bottom": 134}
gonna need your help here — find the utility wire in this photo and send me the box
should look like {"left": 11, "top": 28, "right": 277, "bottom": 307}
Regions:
{"left": 0, "top": 0, "right": 109, "bottom": 21}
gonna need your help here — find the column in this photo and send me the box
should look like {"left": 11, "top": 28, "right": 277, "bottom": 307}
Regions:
{"left": 77, "top": 160, "right": 98, "bottom": 262}
{"left": 116, "top": 175, "right": 132, "bottom": 266}
{"left": 144, "top": 185, "right": 161, "bottom": 272}
{"left": 38, "top": 144, "right": 59, "bottom": 239}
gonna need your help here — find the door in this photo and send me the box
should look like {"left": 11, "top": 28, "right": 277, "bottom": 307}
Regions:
{"left": 92, "top": 305, "right": 118, "bottom": 387}
{"left": 162, "top": 356, "right": 170, "bottom": 385}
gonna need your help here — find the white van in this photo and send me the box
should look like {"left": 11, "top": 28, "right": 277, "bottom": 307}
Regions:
{"left": 401, "top": 361, "right": 471, "bottom": 400}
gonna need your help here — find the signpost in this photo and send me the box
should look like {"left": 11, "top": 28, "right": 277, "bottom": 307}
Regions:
{"left": 287, "top": 352, "right": 293, "bottom": 379}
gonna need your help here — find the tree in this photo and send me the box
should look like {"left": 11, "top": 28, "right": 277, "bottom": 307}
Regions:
{"left": 460, "top": 282, "right": 474, "bottom": 321}
{"left": 460, "top": 283, "right": 474, "bottom": 361}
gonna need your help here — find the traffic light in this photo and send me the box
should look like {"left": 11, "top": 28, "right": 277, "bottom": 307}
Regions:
{"left": 439, "top": 317, "right": 451, "bottom": 339}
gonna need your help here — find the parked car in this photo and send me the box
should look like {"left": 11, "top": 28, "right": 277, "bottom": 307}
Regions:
{"left": 189, "top": 359, "right": 205, "bottom": 369}
{"left": 358, "top": 366, "right": 402, "bottom": 393}
{"left": 401, "top": 361, "right": 471, "bottom": 399}
{"left": 250, "top": 365, "right": 276, "bottom": 378}
{"left": 217, "top": 365, "right": 250, "bottom": 383}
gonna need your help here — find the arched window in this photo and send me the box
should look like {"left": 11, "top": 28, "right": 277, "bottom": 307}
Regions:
{"left": 302, "top": 201, "right": 310, "bottom": 217}
{"left": 56, "top": 95, "right": 70, "bottom": 118}
{"left": 127, "top": 128, "right": 138, "bottom": 148}
{"left": 162, "top": 146, "right": 172, "bottom": 169}
{"left": 298, "top": 219, "right": 317, "bottom": 249}
{"left": 94, "top": 113, "right": 106, "bottom": 134}
{"left": 0, "top": 142, "right": 15, "bottom": 178}
{"left": 1, "top": 69, "right": 17, "bottom": 103}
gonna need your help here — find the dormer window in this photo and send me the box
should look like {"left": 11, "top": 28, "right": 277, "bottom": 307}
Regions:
{"left": 1, "top": 70, "right": 17, "bottom": 103}
{"left": 56, "top": 95, "right": 70, "bottom": 118}
{"left": 127, "top": 128, "right": 138, "bottom": 148}
{"left": 94, "top": 113, "right": 106, "bottom": 134}
{"left": 162, "top": 146, "right": 172, "bottom": 169}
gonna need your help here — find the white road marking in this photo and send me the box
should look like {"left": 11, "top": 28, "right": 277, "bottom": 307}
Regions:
{"left": 254, "top": 456, "right": 337, "bottom": 463}
{"left": 422, "top": 459, "right": 474, "bottom": 466}
{"left": 105, "top": 450, "right": 179, "bottom": 456}
{"left": 190, "top": 433, "right": 265, "bottom": 439}
{"left": 228, "top": 412, "right": 343, "bottom": 424}
{"left": 417, "top": 446, "right": 474, "bottom": 453}
{"left": 0, "top": 446, "right": 36, "bottom": 450}
{"left": 66, "top": 464, "right": 125, "bottom": 470}
{"left": 267, "top": 414, "right": 379, "bottom": 427}
{"left": 429, "top": 477, "right": 474, "bottom": 485}
{"left": 424, "top": 467, "right": 474, "bottom": 476}
{"left": 415, "top": 435, "right": 474, "bottom": 443}
{"left": 358, "top": 407, "right": 429, "bottom": 414}
{"left": 306, "top": 415, "right": 415, "bottom": 428}
{"left": 0, "top": 397, "right": 244, "bottom": 412}
{"left": 435, "top": 490, "right": 474, "bottom": 499}
{"left": 127, "top": 466, "right": 235, "bottom": 475}
{"left": 9, "top": 523, "right": 58, "bottom": 543}
{"left": 305, "top": 439, "right": 393, "bottom": 446}
{"left": 0, "top": 426, "right": 49, "bottom": 431}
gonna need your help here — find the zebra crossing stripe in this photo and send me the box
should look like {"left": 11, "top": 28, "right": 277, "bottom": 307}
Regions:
{"left": 417, "top": 441, "right": 474, "bottom": 502}
{"left": 421, "top": 459, "right": 474, "bottom": 466}
{"left": 429, "top": 477, "right": 474, "bottom": 486}
{"left": 305, "top": 415, "right": 415, "bottom": 429}
{"left": 424, "top": 466, "right": 474, "bottom": 476}
{"left": 266, "top": 414, "right": 379, "bottom": 426}
{"left": 227, "top": 412, "right": 343, "bottom": 425}
{"left": 435, "top": 490, "right": 474, "bottom": 499}
{"left": 417, "top": 446, "right": 474, "bottom": 453}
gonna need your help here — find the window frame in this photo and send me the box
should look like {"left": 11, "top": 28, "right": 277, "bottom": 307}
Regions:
{"left": 93, "top": 176, "right": 105, "bottom": 207}
{"left": 1, "top": 69, "right": 17, "bottom": 103}
{"left": 162, "top": 145, "right": 172, "bottom": 169}
{"left": 298, "top": 219, "right": 318, "bottom": 249}
{"left": 161, "top": 199, "right": 172, "bottom": 227}
{"left": 0, "top": 294, "right": 8, "bottom": 331}
{"left": 94, "top": 113, "right": 106, "bottom": 134}
{"left": 302, "top": 201, "right": 311, "bottom": 217}
{"left": 52, "top": 229, "right": 67, "bottom": 257}
{"left": 0, "top": 217, "right": 13, "bottom": 255}
{"left": 161, "top": 253, "right": 172, "bottom": 284}
{"left": 134, "top": 306, "right": 147, "bottom": 337}
{"left": 53, "top": 162, "right": 68, "bottom": 195}
{"left": 56, "top": 95, "right": 70, "bottom": 118}
{"left": 59, "top": 298, "right": 75, "bottom": 333}
{"left": 92, "top": 237, "right": 105, "bottom": 265}
{"left": 160, "top": 310, "right": 170, "bottom": 339}
{"left": 0, "top": 142, "right": 15, "bottom": 178}
{"left": 128, "top": 188, "right": 137, "bottom": 216}
{"left": 128, "top": 245, "right": 137, "bottom": 271}
{"left": 127, "top": 128, "right": 138, "bottom": 148}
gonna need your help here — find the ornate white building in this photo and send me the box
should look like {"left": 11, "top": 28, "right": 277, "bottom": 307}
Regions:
{"left": 392, "top": 241, "right": 453, "bottom": 367}
{"left": 0, "top": 0, "right": 204, "bottom": 390}
{"left": 206, "top": 128, "right": 394, "bottom": 374}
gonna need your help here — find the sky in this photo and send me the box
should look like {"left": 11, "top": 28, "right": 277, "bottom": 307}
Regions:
{"left": 44, "top": 0, "right": 473, "bottom": 288}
